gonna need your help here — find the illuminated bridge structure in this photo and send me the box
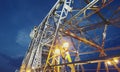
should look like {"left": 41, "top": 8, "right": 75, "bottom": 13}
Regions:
{"left": 19, "top": 0, "right": 120, "bottom": 72}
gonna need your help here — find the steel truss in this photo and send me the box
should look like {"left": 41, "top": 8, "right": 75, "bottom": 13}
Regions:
{"left": 20, "top": 0, "right": 120, "bottom": 72}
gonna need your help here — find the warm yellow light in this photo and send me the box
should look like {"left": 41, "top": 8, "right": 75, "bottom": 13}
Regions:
{"left": 107, "top": 61, "right": 112, "bottom": 65}
{"left": 65, "top": 51, "right": 69, "bottom": 54}
{"left": 113, "top": 58, "right": 119, "bottom": 63}
{"left": 26, "top": 69, "right": 31, "bottom": 72}
{"left": 63, "top": 42, "right": 69, "bottom": 48}
{"left": 54, "top": 49, "right": 60, "bottom": 55}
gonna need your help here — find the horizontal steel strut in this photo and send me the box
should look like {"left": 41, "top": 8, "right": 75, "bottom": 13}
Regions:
{"left": 50, "top": 54, "right": 120, "bottom": 67}
{"left": 60, "top": 29, "right": 105, "bottom": 52}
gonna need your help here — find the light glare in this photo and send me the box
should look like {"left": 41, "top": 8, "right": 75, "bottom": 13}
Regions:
{"left": 114, "top": 58, "right": 119, "bottom": 63}
{"left": 26, "top": 69, "right": 31, "bottom": 72}
{"left": 107, "top": 61, "right": 112, "bottom": 65}
{"left": 54, "top": 49, "right": 60, "bottom": 55}
{"left": 63, "top": 42, "right": 69, "bottom": 48}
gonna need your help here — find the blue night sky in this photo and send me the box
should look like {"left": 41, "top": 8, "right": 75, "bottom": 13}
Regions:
{"left": 0, "top": 0, "right": 120, "bottom": 72}
{"left": 0, "top": 0, "right": 57, "bottom": 72}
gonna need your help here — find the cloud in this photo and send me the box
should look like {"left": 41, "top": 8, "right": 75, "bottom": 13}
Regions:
{"left": 16, "top": 28, "right": 30, "bottom": 47}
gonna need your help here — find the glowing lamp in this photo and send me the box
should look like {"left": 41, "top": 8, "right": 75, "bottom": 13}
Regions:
{"left": 54, "top": 49, "right": 60, "bottom": 55}
{"left": 63, "top": 42, "right": 69, "bottom": 48}
{"left": 113, "top": 58, "right": 119, "bottom": 63}
{"left": 107, "top": 61, "right": 112, "bottom": 65}
{"left": 26, "top": 69, "right": 31, "bottom": 72}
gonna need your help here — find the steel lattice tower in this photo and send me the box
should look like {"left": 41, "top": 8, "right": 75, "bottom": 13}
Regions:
{"left": 20, "top": 0, "right": 120, "bottom": 72}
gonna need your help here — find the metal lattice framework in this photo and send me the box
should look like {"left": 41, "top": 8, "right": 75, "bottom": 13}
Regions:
{"left": 20, "top": 0, "right": 120, "bottom": 72}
